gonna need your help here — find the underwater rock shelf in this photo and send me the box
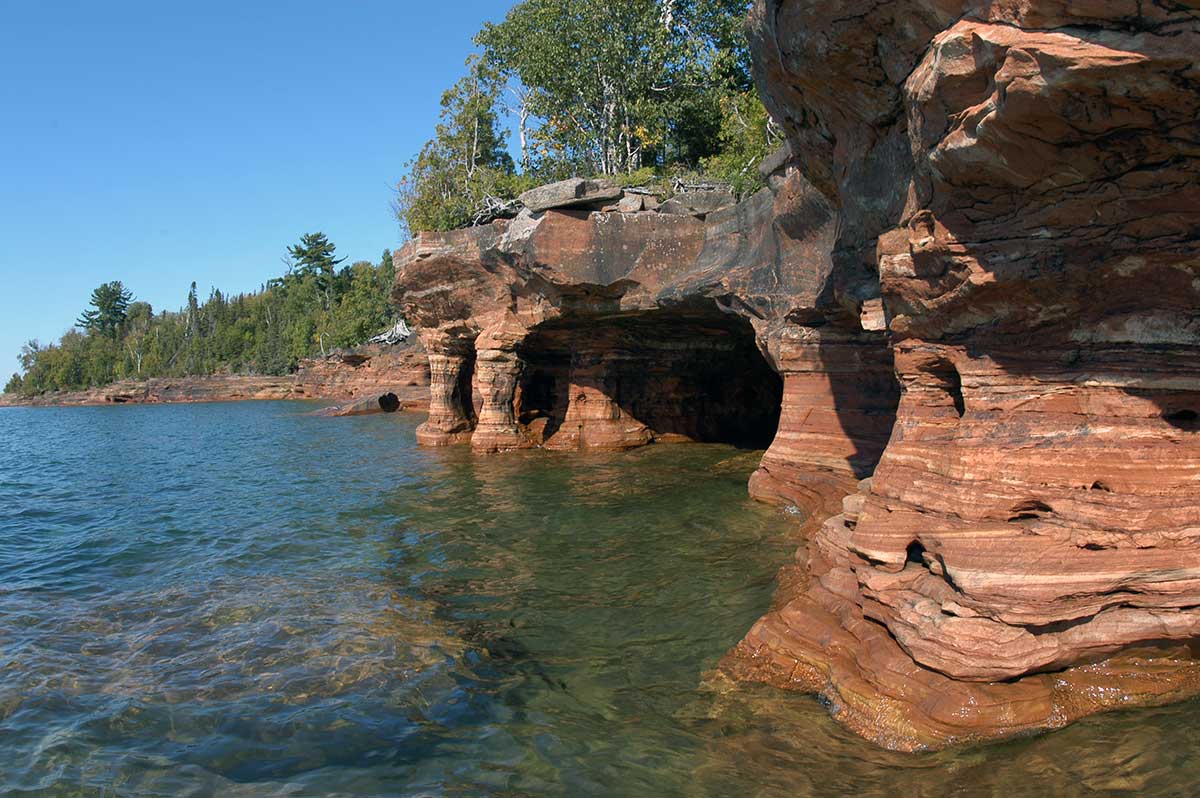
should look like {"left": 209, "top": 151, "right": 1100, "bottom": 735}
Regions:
{"left": 393, "top": 0, "right": 1200, "bottom": 752}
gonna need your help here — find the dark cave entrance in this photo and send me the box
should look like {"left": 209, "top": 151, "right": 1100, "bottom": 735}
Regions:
{"left": 458, "top": 351, "right": 478, "bottom": 426}
{"left": 514, "top": 305, "right": 783, "bottom": 450}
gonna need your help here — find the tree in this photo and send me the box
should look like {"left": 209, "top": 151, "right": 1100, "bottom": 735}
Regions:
{"left": 700, "top": 90, "right": 782, "bottom": 195}
{"left": 19, "top": 340, "right": 40, "bottom": 373}
{"left": 475, "top": 0, "right": 755, "bottom": 177}
{"left": 76, "top": 281, "right": 133, "bottom": 338}
{"left": 287, "top": 232, "right": 346, "bottom": 309}
{"left": 123, "top": 301, "right": 154, "bottom": 376}
{"left": 395, "top": 58, "right": 528, "bottom": 234}
{"left": 397, "top": 1, "right": 767, "bottom": 233}
{"left": 4, "top": 373, "right": 21, "bottom": 394}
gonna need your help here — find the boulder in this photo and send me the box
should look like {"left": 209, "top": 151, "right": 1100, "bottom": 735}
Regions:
{"left": 659, "top": 187, "right": 736, "bottom": 217}
{"left": 617, "top": 193, "right": 644, "bottom": 213}
{"left": 518, "top": 178, "right": 623, "bottom": 212}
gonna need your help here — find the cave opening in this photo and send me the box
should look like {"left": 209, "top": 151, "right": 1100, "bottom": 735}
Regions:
{"left": 906, "top": 540, "right": 927, "bottom": 566}
{"left": 1164, "top": 408, "right": 1199, "bottom": 431}
{"left": 929, "top": 359, "right": 966, "bottom": 418}
{"left": 457, "top": 352, "right": 478, "bottom": 427}
{"left": 513, "top": 304, "right": 783, "bottom": 450}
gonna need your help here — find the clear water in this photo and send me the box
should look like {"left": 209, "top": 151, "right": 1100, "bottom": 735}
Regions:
{"left": 1, "top": 402, "right": 1198, "bottom": 797}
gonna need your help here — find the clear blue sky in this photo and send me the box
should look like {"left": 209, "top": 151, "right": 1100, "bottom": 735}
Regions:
{"left": 0, "top": 0, "right": 516, "bottom": 375}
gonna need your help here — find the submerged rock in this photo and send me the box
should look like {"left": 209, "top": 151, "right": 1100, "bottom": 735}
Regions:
{"left": 391, "top": 0, "right": 1200, "bottom": 752}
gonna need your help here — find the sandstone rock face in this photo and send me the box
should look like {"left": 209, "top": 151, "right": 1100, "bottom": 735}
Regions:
{"left": 294, "top": 343, "right": 430, "bottom": 401}
{"left": 5, "top": 344, "right": 431, "bottom": 408}
{"left": 722, "top": 0, "right": 1200, "bottom": 751}
{"left": 393, "top": 0, "right": 1199, "bottom": 751}
{"left": 394, "top": 171, "right": 897, "bottom": 464}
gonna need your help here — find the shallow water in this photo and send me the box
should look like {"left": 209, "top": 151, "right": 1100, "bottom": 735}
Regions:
{"left": 0, "top": 402, "right": 1198, "bottom": 797}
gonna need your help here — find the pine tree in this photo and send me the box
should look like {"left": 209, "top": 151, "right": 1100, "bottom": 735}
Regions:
{"left": 76, "top": 281, "right": 133, "bottom": 339}
{"left": 287, "top": 233, "right": 346, "bottom": 310}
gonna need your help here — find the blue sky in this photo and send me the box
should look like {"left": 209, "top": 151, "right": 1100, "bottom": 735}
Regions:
{"left": 0, "top": 0, "right": 516, "bottom": 374}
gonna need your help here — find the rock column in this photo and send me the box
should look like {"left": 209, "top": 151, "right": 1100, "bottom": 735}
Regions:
{"left": 749, "top": 324, "right": 898, "bottom": 511}
{"left": 471, "top": 336, "right": 529, "bottom": 453}
{"left": 543, "top": 350, "right": 653, "bottom": 451}
{"left": 415, "top": 333, "right": 476, "bottom": 447}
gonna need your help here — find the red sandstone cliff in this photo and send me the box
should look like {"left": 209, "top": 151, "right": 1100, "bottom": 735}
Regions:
{"left": 391, "top": 0, "right": 1200, "bottom": 751}
{"left": 393, "top": 172, "right": 897, "bottom": 470}
{"left": 720, "top": 0, "right": 1200, "bottom": 750}
{"left": 2, "top": 344, "right": 431, "bottom": 409}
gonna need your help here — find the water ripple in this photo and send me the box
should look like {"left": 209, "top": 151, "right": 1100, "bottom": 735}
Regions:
{"left": 1, "top": 404, "right": 1199, "bottom": 796}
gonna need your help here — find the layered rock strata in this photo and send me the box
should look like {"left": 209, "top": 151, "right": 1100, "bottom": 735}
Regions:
{"left": 394, "top": 172, "right": 898, "bottom": 478}
{"left": 393, "top": 0, "right": 1199, "bottom": 751}
{"left": 721, "top": 0, "right": 1200, "bottom": 750}
{"left": 3, "top": 344, "right": 430, "bottom": 408}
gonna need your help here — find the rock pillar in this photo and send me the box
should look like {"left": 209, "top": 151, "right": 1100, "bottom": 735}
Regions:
{"left": 749, "top": 324, "right": 899, "bottom": 512}
{"left": 542, "top": 350, "right": 653, "bottom": 451}
{"left": 415, "top": 333, "right": 476, "bottom": 447}
{"left": 471, "top": 345, "right": 529, "bottom": 453}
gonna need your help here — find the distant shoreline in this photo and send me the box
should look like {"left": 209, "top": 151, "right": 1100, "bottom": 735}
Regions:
{"left": 0, "top": 372, "right": 431, "bottom": 411}
{"left": 1, "top": 346, "right": 432, "bottom": 411}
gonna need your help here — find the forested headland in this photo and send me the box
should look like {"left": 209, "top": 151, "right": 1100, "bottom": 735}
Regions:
{"left": 6, "top": 236, "right": 396, "bottom": 397}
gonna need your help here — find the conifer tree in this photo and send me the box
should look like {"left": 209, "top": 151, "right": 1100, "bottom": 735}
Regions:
{"left": 76, "top": 281, "right": 133, "bottom": 339}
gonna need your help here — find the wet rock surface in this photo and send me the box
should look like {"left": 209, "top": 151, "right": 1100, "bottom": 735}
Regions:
{"left": 392, "top": 0, "right": 1199, "bottom": 752}
{"left": 721, "top": 0, "right": 1200, "bottom": 750}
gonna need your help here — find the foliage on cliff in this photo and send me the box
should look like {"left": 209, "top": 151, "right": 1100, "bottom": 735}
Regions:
{"left": 397, "top": 0, "right": 779, "bottom": 234}
{"left": 6, "top": 240, "right": 397, "bottom": 397}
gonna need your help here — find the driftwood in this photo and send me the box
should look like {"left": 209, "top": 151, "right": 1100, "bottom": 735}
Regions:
{"left": 471, "top": 195, "right": 523, "bottom": 227}
{"left": 314, "top": 392, "right": 402, "bottom": 417}
{"left": 671, "top": 177, "right": 731, "bottom": 193}
{"left": 367, "top": 319, "right": 412, "bottom": 346}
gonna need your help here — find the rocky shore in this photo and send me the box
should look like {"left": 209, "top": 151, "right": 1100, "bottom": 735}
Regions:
{"left": 391, "top": 0, "right": 1200, "bottom": 751}
{"left": 0, "top": 344, "right": 431, "bottom": 412}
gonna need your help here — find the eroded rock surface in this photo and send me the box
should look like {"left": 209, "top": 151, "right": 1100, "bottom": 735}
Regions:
{"left": 3, "top": 344, "right": 431, "bottom": 409}
{"left": 394, "top": 171, "right": 898, "bottom": 471}
{"left": 722, "top": 0, "right": 1200, "bottom": 750}
{"left": 392, "top": 0, "right": 1199, "bottom": 752}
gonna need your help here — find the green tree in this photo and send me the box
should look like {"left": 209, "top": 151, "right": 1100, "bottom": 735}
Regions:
{"left": 76, "top": 281, "right": 133, "bottom": 338}
{"left": 287, "top": 232, "right": 347, "bottom": 309}
{"left": 4, "top": 373, "right": 21, "bottom": 394}
{"left": 10, "top": 242, "right": 398, "bottom": 394}
{"left": 396, "top": 58, "right": 526, "bottom": 234}
{"left": 475, "top": 0, "right": 755, "bottom": 177}
{"left": 700, "top": 90, "right": 781, "bottom": 195}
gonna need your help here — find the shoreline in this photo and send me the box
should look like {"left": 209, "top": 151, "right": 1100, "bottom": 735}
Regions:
{"left": 1, "top": 345, "right": 432, "bottom": 412}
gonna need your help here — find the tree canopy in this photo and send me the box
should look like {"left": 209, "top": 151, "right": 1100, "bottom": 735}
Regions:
{"left": 396, "top": 0, "right": 780, "bottom": 234}
{"left": 396, "top": 59, "right": 528, "bottom": 235}
{"left": 7, "top": 240, "right": 399, "bottom": 397}
{"left": 76, "top": 281, "right": 133, "bottom": 339}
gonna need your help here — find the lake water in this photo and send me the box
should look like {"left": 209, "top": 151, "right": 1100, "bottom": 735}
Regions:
{"left": 1, "top": 401, "right": 1198, "bottom": 797}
